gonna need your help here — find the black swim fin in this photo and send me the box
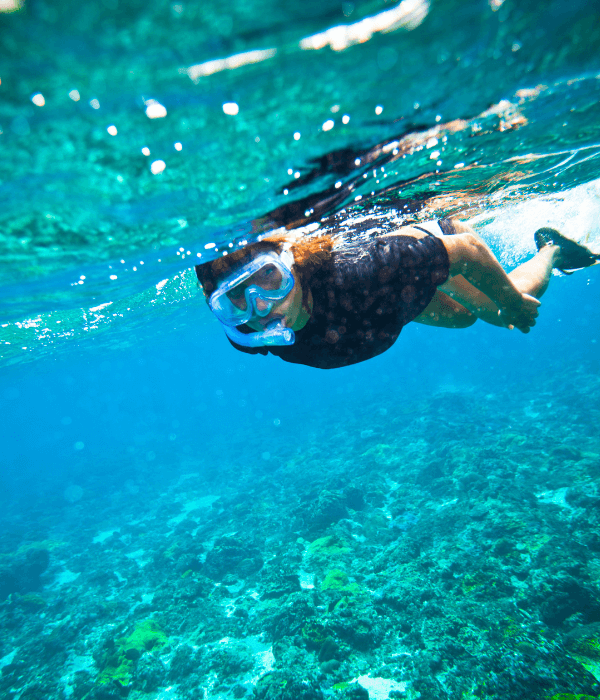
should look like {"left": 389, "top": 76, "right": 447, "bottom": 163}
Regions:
{"left": 534, "top": 227, "right": 600, "bottom": 275}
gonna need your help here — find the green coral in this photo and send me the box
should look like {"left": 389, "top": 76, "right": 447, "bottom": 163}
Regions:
{"left": 15, "top": 540, "right": 65, "bottom": 555}
{"left": 548, "top": 694, "right": 598, "bottom": 700}
{"left": 501, "top": 618, "right": 524, "bottom": 640}
{"left": 570, "top": 636, "right": 600, "bottom": 660}
{"left": 120, "top": 619, "right": 168, "bottom": 656}
{"left": 301, "top": 621, "right": 331, "bottom": 649}
{"left": 17, "top": 593, "right": 46, "bottom": 608}
{"left": 98, "top": 619, "right": 168, "bottom": 687}
{"left": 333, "top": 681, "right": 351, "bottom": 691}
{"left": 321, "top": 569, "right": 349, "bottom": 591}
{"left": 320, "top": 569, "right": 363, "bottom": 610}
{"left": 255, "top": 673, "right": 288, "bottom": 692}
{"left": 0, "top": 540, "right": 64, "bottom": 564}
{"left": 306, "top": 536, "right": 350, "bottom": 569}
{"left": 98, "top": 655, "right": 134, "bottom": 686}
{"left": 461, "top": 572, "right": 487, "bottom": 595}
{"left": 565, "top": 630, "right": 600, "bottom": 682}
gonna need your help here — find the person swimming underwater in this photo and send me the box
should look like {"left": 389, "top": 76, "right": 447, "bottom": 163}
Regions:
{"left": 195, "top": 219, "right": 599, "bottom": 370}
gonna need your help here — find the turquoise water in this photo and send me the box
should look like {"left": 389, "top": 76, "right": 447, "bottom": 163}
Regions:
{"left": 1, "top": 0, "right": 600, "bottom": 698}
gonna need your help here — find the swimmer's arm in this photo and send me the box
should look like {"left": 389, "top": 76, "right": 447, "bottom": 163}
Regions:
{"left": 413, "top": 290, "right": 476, "bottom": 328}
{"left": 415, "top": 279, "right": 509, "bottom": 329}
{"left": 437, "top": 275, "right": 505, "bottom": 327}
{"left": 440, "top": 232, "right": 540, "bottom": 333}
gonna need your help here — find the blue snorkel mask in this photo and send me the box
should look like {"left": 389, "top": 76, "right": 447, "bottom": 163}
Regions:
{"left": 208, "top": 250, "right": 296, "bottom": 347}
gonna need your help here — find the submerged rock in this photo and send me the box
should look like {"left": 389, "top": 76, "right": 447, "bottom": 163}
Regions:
{"left": 203, "top": 537, "right": 264, "bottom": 580}
{"left": 252, "top": 671, "right": 323, "bottom": 700}
{"left": 0, "top": 546, "right": 50, "bottom": 600}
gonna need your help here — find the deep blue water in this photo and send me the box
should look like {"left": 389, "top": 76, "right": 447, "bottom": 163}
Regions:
{"left": 3, "top": 270, "right": 599, "bottom": 506}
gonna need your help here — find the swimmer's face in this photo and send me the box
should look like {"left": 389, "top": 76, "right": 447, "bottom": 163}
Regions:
{"left": 245, "top": 273, "right": 305, "bottom": 332}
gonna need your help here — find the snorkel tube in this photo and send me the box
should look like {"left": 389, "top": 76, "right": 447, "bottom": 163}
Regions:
{"left": 222, "top": 319, "right": 295, "bottom": 347}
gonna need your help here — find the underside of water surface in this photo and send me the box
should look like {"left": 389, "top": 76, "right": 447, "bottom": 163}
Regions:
{"left": 1, "top": 1, "right": 600, "bottom": 700}
{"left": 1, "top": 0, "right": 600, "bottom": 363}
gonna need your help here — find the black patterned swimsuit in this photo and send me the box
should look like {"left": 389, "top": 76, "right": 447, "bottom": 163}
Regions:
{"left": 229, "top": 225, "right": 451, "bottom": 369}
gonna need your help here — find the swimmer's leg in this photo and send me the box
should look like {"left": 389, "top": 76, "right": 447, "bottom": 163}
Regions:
{"left": 507, "top": 244, "right": 558, "bottom": 298}
{"left": 438, "top": 219, "right": 559, "bottom": 327}
{"left": 446, "top": 217, "right": 559, "bottom": 298}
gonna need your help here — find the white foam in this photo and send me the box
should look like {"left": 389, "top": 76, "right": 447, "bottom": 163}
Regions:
{"left": 472, "top": 177, "right": 600, "bottom": 267}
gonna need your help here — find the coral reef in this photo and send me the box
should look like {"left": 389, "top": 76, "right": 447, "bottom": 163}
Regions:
{"left": 2, "top": 373, "right": 600, "bottom": 699}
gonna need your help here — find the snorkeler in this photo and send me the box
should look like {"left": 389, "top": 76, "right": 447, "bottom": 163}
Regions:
{"left": 195, "top": 220, "right": 599, "bottom": 370}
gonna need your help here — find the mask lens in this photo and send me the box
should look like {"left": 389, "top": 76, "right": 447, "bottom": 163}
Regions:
{"left": 248, "top": 263, "right": 283, "bottom": 290}
{"left": 224, "top": 263, "right": 284, "bottom": 311}
{"left": 225, "top": 285, "right": 248, "bottom": 311}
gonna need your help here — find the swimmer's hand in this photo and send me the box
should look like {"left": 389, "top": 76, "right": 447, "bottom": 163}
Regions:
{"left": 498, "top": 293, "right": 541, "bottom": 333}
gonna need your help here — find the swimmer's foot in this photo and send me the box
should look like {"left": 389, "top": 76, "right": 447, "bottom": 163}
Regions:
{"left": 534, "top": 227, "right": 600, "bottom": 275}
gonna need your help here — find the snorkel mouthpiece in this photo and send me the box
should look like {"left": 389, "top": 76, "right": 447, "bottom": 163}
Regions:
{"left": 222, "top": 320, "right": 295, "bottom": 348}
{"left": 262, "top": 320, "right": 295, "bottom": 345}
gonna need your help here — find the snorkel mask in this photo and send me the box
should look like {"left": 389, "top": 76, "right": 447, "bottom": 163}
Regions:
{"left": 208, "top": 250, "right": 296, "bottom": 347}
